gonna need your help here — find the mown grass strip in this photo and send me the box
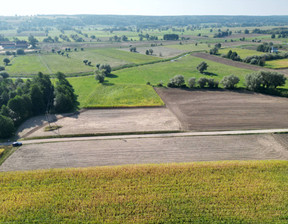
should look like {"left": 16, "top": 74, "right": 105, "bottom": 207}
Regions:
{"left": 0, "top": 161, "right": 288, "bottom": 223}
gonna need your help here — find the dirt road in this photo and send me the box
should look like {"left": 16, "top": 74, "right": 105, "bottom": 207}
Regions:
{"left": 1, "top": 133, "right": 287, "bottom": 172}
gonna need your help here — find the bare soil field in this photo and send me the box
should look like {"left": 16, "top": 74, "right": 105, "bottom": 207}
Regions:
{"left": 155, "top": 88, "right": 288, "bottom": 131}
{"left": 22, "top": 108, "right": 181, "bottom": 138}
{"left": 1, "top": 134, "right": 287, "bottom": 171}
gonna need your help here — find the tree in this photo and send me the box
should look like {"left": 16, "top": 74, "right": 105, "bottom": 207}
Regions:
{"left": 28, "top": 35, "right": 38, "bottom": 48}
{"left": 163, "top": 34, "right": 179, "bottom": 40}
{"left": 197, "top": 77, "right": 208, "bottom": 88}
{"left": 149, "top": 49, "right": 153, "bottom": 55}
{"left": 197, "top": 62, "right": 208, "bottom": 74}
{"left": 30, "top": 85, "right": 45, "bottom": 115}
{"left": 271, "top": 34, "right": 276, "bottom": 39}
{"left": 221, "top": 75, "right": 240, "bottom": 89}
{"left": 0, "top": 71, "right": 9, "bottom": 79}
{"left": 99, "top": 64, "right": 111, "bottom": 76}
{"left": 209, "top": 47, "right": 218, "bottom": 55}
{"left": 145, "top": 50, "right": 149, "bottom": 55}
{"left": 95, "top": 70, "right": 105, "bottom": 83}
{"left": 0, "top": 115, "right": 14, "bottom": 139}
{"left": 188, "top": 77, "right": 196, "bottom": 88}
{"left": 83, "top": 60, "right": 88, "bottom": 65}
{"left": 54, "top": 72, "right": 78, "bottom": 113}
{"left": 167, "top": 75, "right": 185, "bottom": 87}
{"left": 16, "top": 49, "right": 25, "bottom": 55}
{"left": 0, "top": 66, "right": 5, "bottom": 71}
{"left": 3, "top": 58, "right": 10, "bottom": 66}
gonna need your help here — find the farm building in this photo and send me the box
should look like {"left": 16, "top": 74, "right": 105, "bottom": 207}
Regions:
{"left": 0, "top": 41, "right": 28, "bottom": 49}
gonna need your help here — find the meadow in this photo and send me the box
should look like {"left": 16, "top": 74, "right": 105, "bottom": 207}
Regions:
{"left": 1, "top": 48, "right": 159, "bottom": 76}
{"left": 219, "top": 48, "right": 264, "bottom": 58}
{"left": 265, "top": 58, "right": 288, "bottom": 69}
{"left": 68, "top": 55, "right": 254, "bottom": 107}
{"left": 0, "top": 161, "right": 287, "bottom": 223}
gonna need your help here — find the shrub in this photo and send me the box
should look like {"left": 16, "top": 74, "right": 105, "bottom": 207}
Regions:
{"left": 16, "top": 49, "right": 25, "bottom": 55}
{"left": 0, "top": 71, "right": 9, "bottom": 79}
{"left": 188, "top": 77, "right": 196, "bottom": 88}
{"left": 207, "top": 79, "right": 219, "bottom": 88}
{"left": 221, "top": 75, "right": 240, "bottom": 89}
{"left": 95, "top": 72, "right": 105, "bottom": 83}
{"left": 197, "top": 62, "right": 208, "bottom": 74}
{"left": 0, "top": 66, "right": 5, "bottom": 71}
{"left": 168, "top": 75, "right": 185, "bottom": 88}
{"left": 197, "top": 77, "right": 208, "bottom": 88}
{"left": 157, "top": 81, "right": 164, "bottom": 87}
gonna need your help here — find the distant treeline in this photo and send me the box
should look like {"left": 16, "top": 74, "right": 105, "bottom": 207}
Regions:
{"left": 1, "top": 15, "right": 288, "bottom": 30}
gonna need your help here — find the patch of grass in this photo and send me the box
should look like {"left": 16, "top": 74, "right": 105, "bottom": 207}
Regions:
{"left": 44, "top": 125, "right": 63, "bottom": 132}
{"left": 166, "top": 43, "right": 211, "bottom": 52}
{"left": 112, "top": 55, "right": 252, "bottom": 87}
{"left": 219, "top": 48, "right": 264, "bottom": 58}
{"left": 0, "top": 161, "right": 288, "bottom": 223}
{"left": 68, "top": 76, "right": 164, "bottom": 107}
{"left": 0, "top": 145, "right": 16, "bottom": 166}
{"left": 265, "top": 58, "right": 288, "bottom": 69}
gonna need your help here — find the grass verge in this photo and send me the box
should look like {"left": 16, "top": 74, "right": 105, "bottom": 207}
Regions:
{"left": 0, "top": 161, "right": 288, "bottom": 223}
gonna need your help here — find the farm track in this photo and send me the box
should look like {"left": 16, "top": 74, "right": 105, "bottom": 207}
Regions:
{"left": 1, "top": 132, "right": 288, "bottom": 172}
{"left": 192, "top": 52, "right": 288, "bottom": 76}
{"left": 37, "top": 54, "right": 53, "bottom": 74}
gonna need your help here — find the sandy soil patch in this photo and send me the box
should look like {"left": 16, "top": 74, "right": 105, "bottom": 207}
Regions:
{"left": 24, "top": 108, "right": 181, "bottom": 138}
{"left": 1, "top": 134, "right": 287, "bottom": 171}
{"left": 155, "top": 88, "right": 288, "bottom": 131}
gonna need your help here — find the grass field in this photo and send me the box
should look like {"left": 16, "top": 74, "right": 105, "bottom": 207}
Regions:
{"left": 68, "top": 76, "right": 164, "bottom": 107}
{"left": 0, "top": 161, "right": 287, "bottom": 223}
{"left": 219, "top": 48, "right": 264, "bottom": 58}
{"left": 68, "top": 55, "right": 253, "bottom": 107}
{"left": 166, "top": 43, "right": 211, "bottom": 52}
{"left": 1, "top": 49, "right": 159, "bottom": 76}
{"left": 112, "top": 55, "right": 252, "bottom": 86}
{"left": 265, "top": 58, "right": 288, "bottom": 69}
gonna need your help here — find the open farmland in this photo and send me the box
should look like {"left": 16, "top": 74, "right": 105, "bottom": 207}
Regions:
{"left": 219, "top": 48, "right": 264, "bottom": 58}
{"left": 1, "top": 48, "right": 159, "bottom": 76}
{"left": 1, "top": 161, "right": 288, "bottom": 223}
{"left": 156, "top": 88, "right": 288, "bottom": 131}
{"left": 265, "top": 58, "right": 288, "bottom": 69}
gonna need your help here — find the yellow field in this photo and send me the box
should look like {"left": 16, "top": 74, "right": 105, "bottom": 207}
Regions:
{"left": 1, "top": 161, "right": 288, "bottom": 223}
{"left": 265, "top": 58, "right": 288, "bottom": 69}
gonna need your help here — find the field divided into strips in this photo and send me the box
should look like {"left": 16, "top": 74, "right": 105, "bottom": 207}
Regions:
{"left": 219, "top": 48, "right": 264, "bottom": 58}
{"left": 0, "top": 49, "right": 159, "bottom": 76}
{"left": 0, "top": 161, "right": 288, "bottom": 223}
{"left": 265, "top": 58, "right": 288, "bottom": 69}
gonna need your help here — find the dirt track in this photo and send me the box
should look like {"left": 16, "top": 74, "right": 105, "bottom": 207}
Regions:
{"left": 156, "top": 88, "right": 288, "bottom": 131}
{"left": 192, "top": 52, "right": 288, "bottom": 76}
{"left": 1, "top": 134, "right": 287, "bottom": 172}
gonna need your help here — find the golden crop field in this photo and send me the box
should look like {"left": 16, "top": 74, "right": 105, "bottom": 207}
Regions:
{"left": 0, "top": 160, "right": 288, "bottom": 223}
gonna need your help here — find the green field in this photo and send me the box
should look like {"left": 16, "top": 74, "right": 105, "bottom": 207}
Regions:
{"left": 68, "top": 55, "right": 253, "bottom": 107}
{"left": 219, "top": 48, "right": 264, "bottom": 58}
{"left": 1, "top": 49, "right": 159, "bottom": 76}
{"left": 68, "top": 76, "right": 164, "bottom": 107}
{"left": 165, "top": 43, "right": 211, "bottom": 52}
{"left": 1, "top": 161, "right": 288, "bottom": 223}
{"left": 265, "top": 58, "right": 288, "bottom": 69}
{"left": 112, "top": 55, "right": 252, "bottom": 86}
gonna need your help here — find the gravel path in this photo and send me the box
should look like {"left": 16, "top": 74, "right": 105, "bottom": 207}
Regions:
{"left": 1, "top": 133, "right": 287, "bottom": 172}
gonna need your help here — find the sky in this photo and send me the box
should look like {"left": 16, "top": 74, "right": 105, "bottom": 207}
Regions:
{"left": 1, "top": 0, "right": 288, "bottom": 16}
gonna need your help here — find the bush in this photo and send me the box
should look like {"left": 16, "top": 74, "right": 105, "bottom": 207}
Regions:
{"left": 221, "top": 75, "right": 240, "bottom": 89}
{"left": 168, "top": 75, "right": 185, "bottom": 87}
{"left": 95, "top": 72, "right": 105, "bottom": 83}
{"left": 188, "top": 77, "right": 196, "bottom": 88}
{"left": 16, "top": 49, "right": 25, "bottom": 55}
{"left": 0, "top": 71, "right": 9, "bottom": 79}
{"left": 245, "top": 71, "right": 286, "bottom": 91}
{"left": 207, "top": 79, "right": 219, "bottom": 88}
{"left": 197, "top": 77, "right": 208, "bottom": 88}
{"left": 197, "top": 62, "right": 208, "bottom": 74}
{"left": 0, "top": 66, "right": 5, "bottom": 71}
{"left": 0, "top": 115, "right": 14, "bottom": 139}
